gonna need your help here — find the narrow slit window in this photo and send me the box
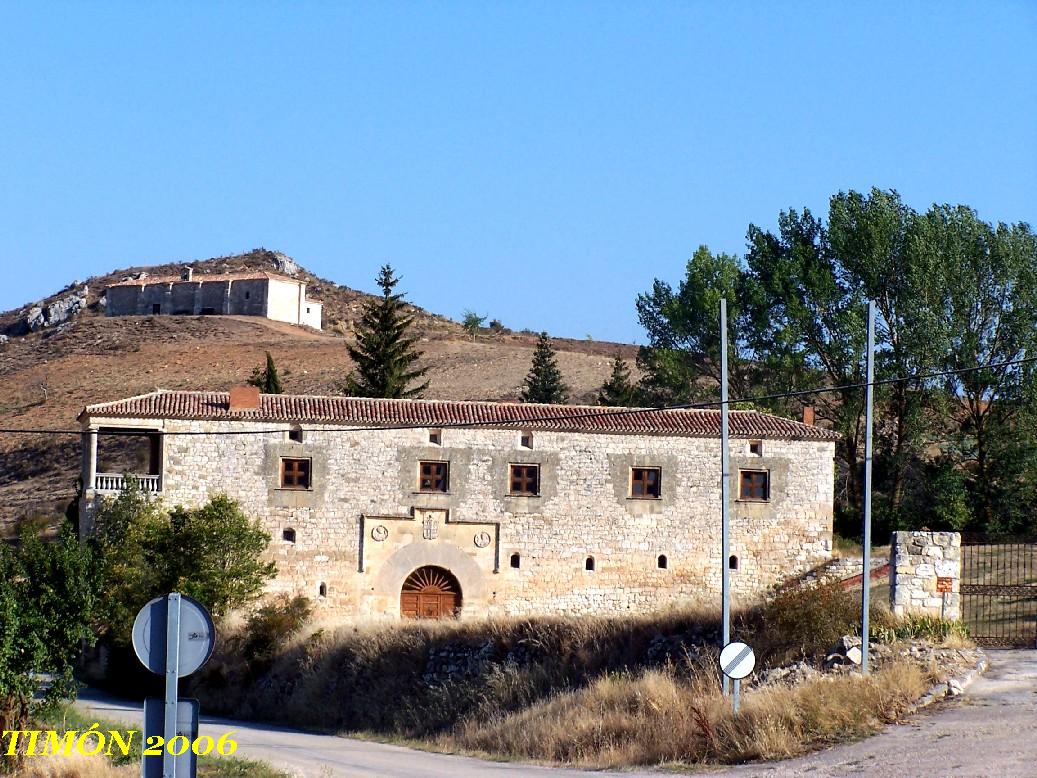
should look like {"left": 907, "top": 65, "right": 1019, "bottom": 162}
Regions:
{"left": 657, "top": 554, "right": 668, "bottom": 569}
{"left": 428, "top": 428, "right": 442, "bottom": 445}
{"left": 739, "top": 470, "right": 770, "bottom": 501}
{"left": 280, "top": 458, "right": 311, "bottom": 489}
{"left": 418, "top": 461, "right": 449, "bottom": 492}
{"left": 585, "top": 556, "right": 595, "bottom": 571}
{"left": 630, "top": 467, "right": 661, "bottom": 499}
{"left": 318, "top": 582, "right": 327, "bottom": 598}
{"left": 509, "top": 464, "right": 540, "bottom": 496}
{"left": 510, "top": 553, "right": 521, "bottom": 569}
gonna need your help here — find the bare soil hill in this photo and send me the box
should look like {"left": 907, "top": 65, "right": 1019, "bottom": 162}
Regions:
{"left": 0, "top": 251, "right": 638, "bottom": 532}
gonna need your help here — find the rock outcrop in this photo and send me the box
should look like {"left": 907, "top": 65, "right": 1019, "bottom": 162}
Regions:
{"left": 26, "top": 285, "right": 89, "bottom": 332}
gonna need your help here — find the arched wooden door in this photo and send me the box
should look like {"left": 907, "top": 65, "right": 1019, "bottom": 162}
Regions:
{"left": 400, "top": 566, "right": 461, "bottom": 619}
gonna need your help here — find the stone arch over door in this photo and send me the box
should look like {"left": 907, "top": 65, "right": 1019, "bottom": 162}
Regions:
{"left": 400, "top": 566, "right": 461, "bottom": 619}
{"left": 372, "top": 541, "right": 488, "bottom": 618}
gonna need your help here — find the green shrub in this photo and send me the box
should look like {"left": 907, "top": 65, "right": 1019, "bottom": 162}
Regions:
{"left": 242, "top": 595, "right": 313, "bottom": 661}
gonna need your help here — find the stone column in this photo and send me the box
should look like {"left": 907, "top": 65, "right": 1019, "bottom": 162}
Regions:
{"left": 890, "top": 531, "right": 961, "bottom": 620}
{"left": 79, "top": 427, "right": 99, "bottom": 538}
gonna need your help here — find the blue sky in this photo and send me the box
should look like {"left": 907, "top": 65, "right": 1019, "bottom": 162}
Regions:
{"left": 1, "top": 2, "right": 1034, "bottom": 343}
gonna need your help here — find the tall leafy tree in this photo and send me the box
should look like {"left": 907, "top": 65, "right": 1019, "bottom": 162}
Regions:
{"left": 597, "top": 353, "right": 639, "bottom": 407}
{"left": 743, "top": 207, "right": 869, "bottom": 512}
{"left": 636, "top": 246, "right": 760, "bottom": 405}
{"left": 828, "top": 188, "right": 933, "bottom": 513}
{"left": 344, "top": 265, "right": 430, "bottom": 398}
{"left": 521, "top": 332, "right": 570, "bottom": 404}
{"left": 911, "top": 206, "right": 1037, "bottom": 527}
{"left": 248, "top": 351, "right": 285, "bottom": 394}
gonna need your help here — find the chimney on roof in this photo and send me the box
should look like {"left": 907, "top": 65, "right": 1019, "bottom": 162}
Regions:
{"left": 802, "top": 405, "right": 815, "bottom": 426}
{"left": 229, "top": 385, "right": 261, "bottom": 412}
{"left": 182, "top": 267, "right": 194, "bottom": 282}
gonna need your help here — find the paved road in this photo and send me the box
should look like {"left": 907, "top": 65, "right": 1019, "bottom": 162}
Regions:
{"left": 77, "top": 650, "right": 1037, "bottom": 777}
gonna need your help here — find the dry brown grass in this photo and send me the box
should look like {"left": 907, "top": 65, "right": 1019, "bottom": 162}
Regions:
{"left": 447, "top": 660, "right": 929, "bottom": 768}
{"left": 13, "top": 752, "right": 134, "bottom": 777}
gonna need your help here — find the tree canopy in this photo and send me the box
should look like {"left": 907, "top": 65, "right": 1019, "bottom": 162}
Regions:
{"left": 344, "top": 265, "right": 429, "bottom": 398}
{"left": 521, "top": 332, "right": 570, "bottom": 404}
{"left": 636, "top": 187, "right": 1037, "bottom": 536}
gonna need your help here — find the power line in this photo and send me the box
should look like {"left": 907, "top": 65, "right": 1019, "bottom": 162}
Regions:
{"left": 0, "top": 354, "right": 1034, "bottom": 438}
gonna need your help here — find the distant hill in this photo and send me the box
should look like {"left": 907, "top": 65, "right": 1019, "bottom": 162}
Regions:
{"left": 0, "top": 249, "right": 638, "bottom": 532}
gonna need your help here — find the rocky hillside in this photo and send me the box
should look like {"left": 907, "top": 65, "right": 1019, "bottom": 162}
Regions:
{"left": 0, "top": 250, "right": 638, "bottom": 533}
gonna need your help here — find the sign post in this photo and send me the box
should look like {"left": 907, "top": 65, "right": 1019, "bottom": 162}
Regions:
{"left": 720, "top": 299, "right": 732, "bottom": 696}
{"left": 719, "top": 641, "right": 756, "bottom": 714}
{"left": 133, "top": 593, "right": 216, "bottom": 778}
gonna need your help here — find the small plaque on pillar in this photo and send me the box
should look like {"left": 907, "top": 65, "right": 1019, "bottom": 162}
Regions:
{"left": 936, "top": 576, "right": 953, "bottom": 593}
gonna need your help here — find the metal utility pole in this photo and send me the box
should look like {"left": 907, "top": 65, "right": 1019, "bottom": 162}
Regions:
{"left": 720, "top": 299, "right": 732, "bottom": 695}
{"left": 861, "top": 300, "right": 876, "bottom": 675}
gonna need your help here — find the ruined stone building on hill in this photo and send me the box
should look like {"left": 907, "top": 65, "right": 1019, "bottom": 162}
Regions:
{"left": 104, "top": 268, "right": 322, "bottom": 329}
{"left": 77, "top": 387, "right": 837, "bottom": 619}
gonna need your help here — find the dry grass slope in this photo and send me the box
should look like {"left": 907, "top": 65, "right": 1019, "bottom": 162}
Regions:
{"left": 449, "top": 661, "right": 928, "bottom": 767}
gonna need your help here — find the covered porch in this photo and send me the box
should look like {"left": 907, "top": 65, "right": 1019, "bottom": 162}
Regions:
{"left": 82, "top": 426, "right": 164, "bottom": 494}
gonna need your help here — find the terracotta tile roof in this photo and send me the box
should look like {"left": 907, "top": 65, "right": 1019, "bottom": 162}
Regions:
{"left": 107, "top": 271, "right": 304, "bottom": 288}
{"left": 80, "top": 390, "right": 839, "bottom": 441}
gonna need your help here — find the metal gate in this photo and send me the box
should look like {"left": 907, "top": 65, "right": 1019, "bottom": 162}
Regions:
{"left": 961, "top": 536, "right": 1037, "bottom": 647}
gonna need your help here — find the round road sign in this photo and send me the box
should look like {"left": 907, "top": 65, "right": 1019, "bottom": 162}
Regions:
{"left": 132, "top": 593, "right": 216, "bottom": 677}
{"left": 719, "top": 641, "right": 756, "bottom": 680}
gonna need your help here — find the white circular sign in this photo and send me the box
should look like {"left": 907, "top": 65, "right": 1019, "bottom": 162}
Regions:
{"left": 719, "top": 641, "right": 756, "bottom": 680}
{"left": 132, "top": 593, "right": 216, "bottom": 677}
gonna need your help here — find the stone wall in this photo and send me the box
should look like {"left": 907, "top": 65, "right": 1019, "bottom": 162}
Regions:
{"left": 82, "top": 420, "right": 835, "bottom": 619}
{"left": 890, "top": 531, "right": 961, "bottom": 620}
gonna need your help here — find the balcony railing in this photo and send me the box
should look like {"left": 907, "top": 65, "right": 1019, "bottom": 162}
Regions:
{"left": 93, "top": 473, "right": 162, "bottom": 493}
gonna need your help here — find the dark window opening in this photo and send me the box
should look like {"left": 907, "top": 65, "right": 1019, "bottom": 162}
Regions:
{"left": 520, "top": 432, "right": 533, "bottom": 449}
{"left": 288, "top": 426, "right": 303, "bottom": 443}
{"left": 281, "top": 458, "right": 311, "bottom": 489}
{"left": 201, "top": 307, "right": 216, "bottom": 315}
{"left": 509, "top": 464, "right": 540, "bottom": 496}
{"left": 748, "top": 440, "right": 763, "bottom": 456}
{"left": 657, "top": 554, "right": 668, "bottom": 569}
{"left": 152, "top": 303, "right": 161, "bottom": 314}
{"left": 283, "top": 528, "right": 296, "bottom": 543}
{"left": 245, "top": 291, "right": 251, "bottom": 300}
{"left": 585, "top": 556, "right": 595, "bottom": 571}
{"left": 729, "top": 555, "right": 739, "bottom": 571}
{"left": 631, "top": 467, "right": 661, "bottom": 498}
{"left": 739, "top": 470, "right": 770, "bottom": 501}
{"left": 510, "top": 553, "right": 521, "bottom": 569}
{"left": 419, "top": 461, "right": 449, "bottom": 492}
{"left": 429, "top": 428, "right": 442, "bottom": 445}
{"left": 318, "top": 582, "right": 327, "bottom": 598}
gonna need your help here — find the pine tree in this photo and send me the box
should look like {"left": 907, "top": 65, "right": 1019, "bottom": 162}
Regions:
{"left": 597, "top": 353, "right": 639, "bottom": 406}
{"left": 520, "top": 332, "right": 569, "bottom": 404}
{"left": 343, "top": 265, "right": 429, "bottom": 398}
{"left": 248, "top": 351, "right": 285, "bottom": 394}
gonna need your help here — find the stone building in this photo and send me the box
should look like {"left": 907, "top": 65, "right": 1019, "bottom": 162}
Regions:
{"left": 78, "top": 388, "right": 837, "bottom": 619}
{"left": 105, "top": 269, "right": 322, "bottom": 329}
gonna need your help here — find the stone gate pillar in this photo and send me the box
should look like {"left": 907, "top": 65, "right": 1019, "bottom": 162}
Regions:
{"left": 890, "top": 531, "right": 961, "bottom": 620}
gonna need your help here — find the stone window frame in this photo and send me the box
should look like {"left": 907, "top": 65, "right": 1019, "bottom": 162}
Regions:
{"left": 280, "top": 457, "right": 312, "bottom": 490}
{"left": 428, "top": 428, "right": 443, "bottom": 446}
{"left": 737, "top": 468, "right": 770, "bottom": 502}
{"left": 287, "top": 425, "right": 304, "bottom": 443}
{"left": 508, "top": 463, "right": 540, "bottom": 496}
{"left": 629, "top": 466, "right": 662, "bottom": 499}
{"left": 418, "top": 460, "right": 450, "bottom": 493}
{"left": 520, "top": 431, "right": 533, "bottom": 449}
{"left": 747, "top": 440, "right": 763, "bottom": 456}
